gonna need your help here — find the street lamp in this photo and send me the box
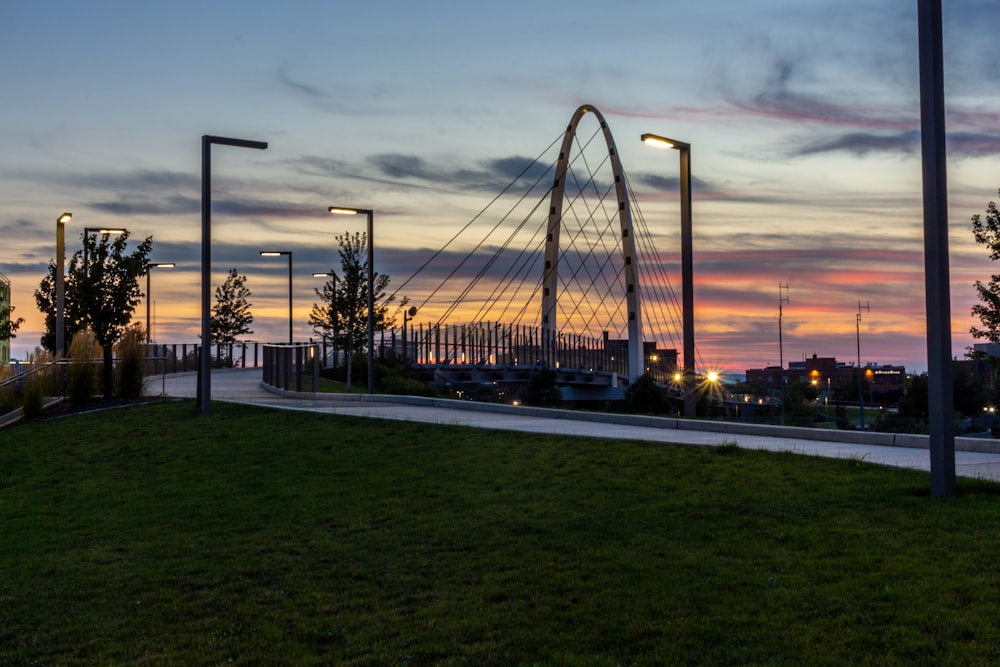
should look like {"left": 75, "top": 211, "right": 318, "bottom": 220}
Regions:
{"left": 83, "top": 227, "right": 128, "bottom": 279}
{"left": 403, "top": 305, "right": 417, "bottom": 364}
{"left": 260, "top": 251, "right": 293, "bottom": 343}
{"left": 55, "top": 212, "right": 71, "bottom": 357}
{"left": 329, "top": 206, "right": 375, "bottom": 394}
{"left": 918, "top": 0, "right": 956, "bottom": 497}
{"left": 200, "top": 134, "right": 268, "bottom": 414}
{"left": 641, "top": 132, "right": 695, "bottom": 418}
{"left": 146, "top": 262, "right": 175, "bottom": 345}
{"left": 313, "top": 272, "right": 338, "bottom": 369}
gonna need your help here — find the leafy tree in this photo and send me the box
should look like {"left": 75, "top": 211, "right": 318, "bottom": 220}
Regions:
{"left": 783, "top": 381, "right": 818, "bottom": 427}
{"left": 79, "top": 231, "right": 153, "bottom": 398}
{"left": 0, "top": 304, "right": 24, "bottom": 342}
{"left": 211, "top": 269, "right": 254, "bottom": 344}
{"left": 309, "top": 231, "right": 401, "bottom": 390}
{"left": 970, "top": 191, "right": 1000, "bottom": 342}
{"left": 35, "top": 231, "right": 153, "bottom": 396}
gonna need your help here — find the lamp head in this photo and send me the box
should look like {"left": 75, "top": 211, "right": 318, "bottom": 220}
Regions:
{"left": 57, "top": 212, "right": 72, "bottom": 224}
{"left": 329, "top": 206, "right": 373, "bottom": 216}
{"left": 641, "top": 133, "right": 690, "bottom": 150}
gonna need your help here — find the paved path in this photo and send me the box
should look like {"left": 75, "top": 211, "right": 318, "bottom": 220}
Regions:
{"left": 151, "top": 368, "right": 1000, "bottom": 482}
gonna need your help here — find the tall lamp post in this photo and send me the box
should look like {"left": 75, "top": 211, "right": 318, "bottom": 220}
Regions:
{"left": 260, "top": 251, "right": 293, "bottom": 343}
{"left": 641, "top": 133, "right": 696, "bottom": 418}
{"left": 329, "top": 206, "right": 375, "bottom": 394}
{"left": 918, "top": 0, "right": 956, "bottom": 497}
{"left": 146, "top": 263, "right": 175, "bottom": 344}
{"left": 313, "top": 272, "right": 338, "bottom": 368}
{"left": 200, "top": 134, "right": 268, "bottom": 414}
{"left": 55, "top": 212, "right": 72, "bottom": 357}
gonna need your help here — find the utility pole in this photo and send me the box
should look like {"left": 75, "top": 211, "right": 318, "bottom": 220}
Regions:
{"left": 856, "top": 301, "right": 871, "bottom": 430}
{"left": 778, "top": 283, "right": 789, "bottom": 425}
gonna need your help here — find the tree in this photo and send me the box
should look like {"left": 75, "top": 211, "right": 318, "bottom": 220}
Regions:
{"left": 81, "top": 231, "right": 153, "bottom": 398}
{"left": 970, "top": 190, "right": 1000, "bottom": 342}
{"left": 623, "top": 373, "right": 668, "bottom": 414}
{"left": 37, "top": 231, "right": 153, "bottom": 397}
{"left": 309, "top": 231, "right": 401, "bottom": 390}
{"left": 0, "top": 304, "right": 24, "bottom": 343}
{"left": 211, "top": 269, "right": 254, "bottom": 344}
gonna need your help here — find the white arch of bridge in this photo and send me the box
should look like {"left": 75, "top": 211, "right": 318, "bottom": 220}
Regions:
{"left": 541, "top": 104, "right": 643, "bottom": 381}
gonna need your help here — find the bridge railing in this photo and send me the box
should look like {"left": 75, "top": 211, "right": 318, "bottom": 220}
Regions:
{"left": 261, "top": 343, "right": 321, "bottom": 393}
{"left": 383, "top": 321, "right": 630, "bottom": 377}
{"left": 144, "top": 342, "right": 265, "bottom": 374}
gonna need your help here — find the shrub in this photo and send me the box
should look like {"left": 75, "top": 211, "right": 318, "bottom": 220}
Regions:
{"left": 379, "top": 375, "right": 438, "bottom": 397}
{"left": 0, "top": 365, "right": 14, "bottom": 415}
{"left": 22, "top": 348, "right": 54, "bottom": 421}
{"left": 68, "top": 330, "right": 100, "bottom": 407}
{"left": 116, "top": 324, "right": 146, "bottom": 399}
{"left": 623, "top": 373, "right": 668, "bottom": 414}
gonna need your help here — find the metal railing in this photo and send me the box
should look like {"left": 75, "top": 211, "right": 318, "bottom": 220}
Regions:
{"left": 261, "top": 343, "right": 321, "bottom": 393}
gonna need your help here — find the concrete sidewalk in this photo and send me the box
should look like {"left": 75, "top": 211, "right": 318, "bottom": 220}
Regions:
{"left": 151, "top": 368, "right": 1000, "bottom": 482}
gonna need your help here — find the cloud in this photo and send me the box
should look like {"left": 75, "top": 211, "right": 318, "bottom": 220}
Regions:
{"left": 792, "top": 131, "right": 920, "bottom": 157}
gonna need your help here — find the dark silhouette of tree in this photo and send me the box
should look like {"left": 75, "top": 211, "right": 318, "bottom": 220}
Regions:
{"left": 309, "top": 231, "right": 401, "bottom": 390}
{"left": 971, "top": 190, "right": 1000, "bottom": 342}
{"left": 623, "top": 373, "right": 668, "bottom": 414}
{"left": 0, "top": 305, "right": 24, "bottom": 343}
{"left": 210, "top": 269, "right": 254, "bottom": 344}
{"left": 76, "top": 231, "right": 153, "bottom": 398}
{"left": 522, "top": 368, "right": 562, "bottom": 407}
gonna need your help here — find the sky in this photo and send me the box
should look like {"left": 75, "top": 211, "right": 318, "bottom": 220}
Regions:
{"left": 2, "top": 0, "right": 999, "bottom": 377}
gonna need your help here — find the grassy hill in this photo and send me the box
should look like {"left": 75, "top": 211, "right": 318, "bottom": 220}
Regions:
{"left": 2, "top": 400, "right": 999, "bottom": 665}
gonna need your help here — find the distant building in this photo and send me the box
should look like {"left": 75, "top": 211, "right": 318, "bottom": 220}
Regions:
{"left": 746, "top": 353, "right": 906, "bottom": 404}
{"left": 970, "top": 343, "right": 1000, "bottom": 390}
{"left": 605, "top": 337, "right": 678, "bottom": 384}
{"left": 0, "top": 272, "right": 11, "bottom": 364}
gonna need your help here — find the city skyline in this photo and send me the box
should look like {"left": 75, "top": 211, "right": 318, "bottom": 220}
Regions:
{"left": 2, "top": 1, "right": 999, "bottom": 376}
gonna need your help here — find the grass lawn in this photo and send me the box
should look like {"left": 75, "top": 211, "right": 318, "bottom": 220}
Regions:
{"left": 3, "top": 401, "right": 1000, "bottom": 665}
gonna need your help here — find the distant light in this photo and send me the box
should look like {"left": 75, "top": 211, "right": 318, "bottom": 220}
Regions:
{"left": 98, "top": 228, "right": 127, "bottom": 234}
{"left": 313, "top": 272, "right": 333, "bottom": 277}
{"left": 707, "top": 371, "right": 719, "bottom": 383}
{"left": 151, "top": 262, "right": 176, "bottom": 268}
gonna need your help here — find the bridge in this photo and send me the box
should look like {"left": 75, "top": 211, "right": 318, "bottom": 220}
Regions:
{"left": 349, "top": 103, "right": 701, "bottom": 403}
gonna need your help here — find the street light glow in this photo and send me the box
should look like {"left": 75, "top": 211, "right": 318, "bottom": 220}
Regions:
{"left": 707, "top": 371, "right": 719, "bottom": 383}
{"left": 260, "top": 251, "right": 286, "bottom": 257}
{"left": 329, "top": 207, "right": 361, "bottom": 215}
{"left": 641, "top": 133, "right": 689, "bottom": 150}
{"left": 57, "top": 212, "right": 72, "bottom": 224}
